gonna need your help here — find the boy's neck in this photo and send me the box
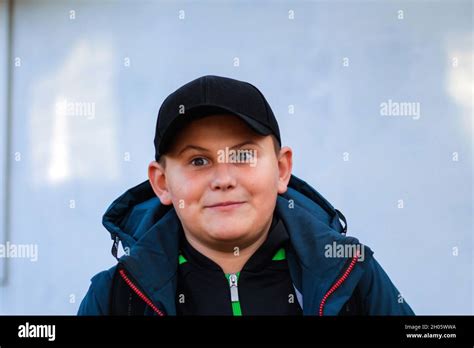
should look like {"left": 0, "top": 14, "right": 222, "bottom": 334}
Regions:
{"left": 183, "top": 219, "right": 273, "bottom": 274}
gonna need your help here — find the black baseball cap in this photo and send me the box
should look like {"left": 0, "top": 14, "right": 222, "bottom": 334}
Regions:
{"left": 154, "top": 75, "right": 281, "bottom": 161}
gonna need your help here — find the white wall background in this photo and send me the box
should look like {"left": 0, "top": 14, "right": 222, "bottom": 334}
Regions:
{"left": 0, "top": 0, "right": 472, "bottom": 314}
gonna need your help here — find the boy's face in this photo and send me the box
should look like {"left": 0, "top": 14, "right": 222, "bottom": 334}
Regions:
{"left": 148, "top": 114, "right": 292, "bottom": 251}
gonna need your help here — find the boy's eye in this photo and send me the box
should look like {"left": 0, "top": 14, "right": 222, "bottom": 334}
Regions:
{"left": 190, "top": 157, "right": 209, "bottom": 167}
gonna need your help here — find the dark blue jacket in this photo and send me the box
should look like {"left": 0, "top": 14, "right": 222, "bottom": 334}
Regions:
{"left": 78, "top": 175, "right": 415, "bottom": 316}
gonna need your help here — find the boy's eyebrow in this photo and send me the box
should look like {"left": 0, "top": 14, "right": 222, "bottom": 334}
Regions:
{"left": 178, "top": 145, "right": 211, "bottom": 156}
{"left": 228, "top": 140, "right": 261, "bottom": 150}
{"left": 178, "top": 141, "right": 260, "bottom": 156}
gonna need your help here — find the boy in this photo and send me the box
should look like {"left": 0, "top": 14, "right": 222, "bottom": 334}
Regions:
{"left": 78, "top": 75, "right": 414, "bottom": 315}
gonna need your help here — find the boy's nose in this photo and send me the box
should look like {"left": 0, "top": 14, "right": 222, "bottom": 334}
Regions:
{"left": 210, "top": 163, "right": 237, "bottom": 191}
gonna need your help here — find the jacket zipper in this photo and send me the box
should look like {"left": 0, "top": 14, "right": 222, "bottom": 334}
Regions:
{"left": 118, "top": 268, "right": 165, "bottom": 316}
{"left": 319, "top": 253, "right": 359, "bottom": 316}
{"left": 225, "top": 272, "right": 242, "bottom": 316}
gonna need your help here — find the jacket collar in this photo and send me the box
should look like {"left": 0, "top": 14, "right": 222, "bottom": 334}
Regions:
{"left": 178, "top": 212, "right": 289, "bottom": 273}
{"left": 275, "top": 188, "right": 373, "bottom": 315}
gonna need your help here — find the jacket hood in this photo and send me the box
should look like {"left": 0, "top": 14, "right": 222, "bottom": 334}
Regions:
{"left": 102, "top": 174, "right": 374, "bottom": 315}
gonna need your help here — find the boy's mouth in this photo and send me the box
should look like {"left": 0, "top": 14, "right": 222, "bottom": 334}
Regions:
{"left": 205, "top": 201, "right": 246, "bottom": 211}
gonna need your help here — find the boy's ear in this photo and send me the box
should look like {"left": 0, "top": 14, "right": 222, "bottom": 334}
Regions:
{"left": 277, "top": 146, "right": 293, "bottom": 194}
{"left": 148, "top": 161, "right": 173, "bottom": 205}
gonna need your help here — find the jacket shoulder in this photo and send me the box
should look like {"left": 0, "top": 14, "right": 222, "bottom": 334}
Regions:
{"left": 358, "top": 256, "right": 415, "bottom": 315}
{"left": 77, "top": 266, "right": 117, "bottom": 315}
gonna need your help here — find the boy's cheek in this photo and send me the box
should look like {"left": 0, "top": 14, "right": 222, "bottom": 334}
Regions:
{"left": 168, "top": 180, "right": 197, "bottom": 201}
